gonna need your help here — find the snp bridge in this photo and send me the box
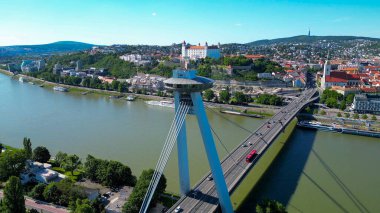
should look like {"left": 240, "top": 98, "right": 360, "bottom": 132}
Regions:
{"left": 167, "top": 88, "right": 318, "bottom": 213}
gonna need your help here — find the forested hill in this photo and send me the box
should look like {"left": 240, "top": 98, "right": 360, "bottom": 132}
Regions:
{"left": 246, "top": 35, "right": 380, "bottom": 46}
{"left": 0, "top": 41, "right": 95, "bottom": 57}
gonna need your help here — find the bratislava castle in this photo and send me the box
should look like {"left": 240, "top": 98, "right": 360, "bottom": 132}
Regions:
{"left": 181, "top": 41, "right": 221, "bottom": 60}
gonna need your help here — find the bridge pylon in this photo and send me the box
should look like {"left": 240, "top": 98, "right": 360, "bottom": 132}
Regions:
{"left": 164, "top": 69, "right": 234, "bottom": 213}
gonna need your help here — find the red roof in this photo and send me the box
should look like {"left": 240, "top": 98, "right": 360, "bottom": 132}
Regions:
{"left": 244, "top": 54, "right": 266, "bottom": 59}
{"left": 361, "top": 87, "right": 377, "bottom": 93}
{"left": 325, "top": 71, "right": 360, "bottom": 83}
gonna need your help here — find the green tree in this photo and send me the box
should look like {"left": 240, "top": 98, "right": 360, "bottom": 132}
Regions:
{"left": 256, "top": 199, "right": 287, "bottom": 213}
{"left": 123, "top": 169, "right": 166, "bottom": 213}
{"left": 23, "top": 137, "right": 32, "bottom": 159}
{"left": 337, "top": 112, "right": 342, "bottom": 117}
{"left": 339, "top": 100, "right": 347, "bottom": 111}
{"left": 84, "top": 155, "right": 100, "bottom": 181}
{"left": 62, "top": 154, "right": 81, "bottom": 175}
{"left": 313, "top": 109, "right": 319, "bottom": 114}
{"left": 203, "top": 89, "right": 215, "bottom": 102}
{"left": 70, "top": 199, "right": 95, "bottom": 213}
{"left": 361, "top": 114, "right": 368, "bottom": 120}
{"left": 371, "top": 115, "right": 377, "bottom": 121}
{"left": 344, "top": 113, "right": 350, "bottom": 118}
{"left": 353, "top": 113, "right": 360, "bottom": 119}
{"left": 43, "top": 183, "right": 62, "bottom": 204}
{"left": 219, "top": 90, "right": 231, "bottom": 104}
{"left": 28, "top": 209, "right": 39, "bottom": 213}
{"left": 2, "top": 176, "right": 25, "bottom": 213}
{"left": 55, "top": 151, "right": 68, "bottom": 167}
{"left": 104, "top": 160, "right": 134, "bottom": 188}
{"left": 345, "top": 93, "right": 355, "bottom": 105}
{"left": 320, "top": 110, "right": 326, "bottom": 115}
{"left": 0, "top": 150, "right": 27, "bottom": 181}
{"left": 33, "top": 146, "right": 51, "bottom": 163}
{"left": 29, "top": 183, "right": 46, "bottom": 200}
{"left": 234, "top": 92, "right": 248, "bottom": 105}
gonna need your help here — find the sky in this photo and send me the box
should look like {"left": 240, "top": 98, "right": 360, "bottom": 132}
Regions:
{"left": 0, "top": 0, "right": 379, "bottom": 46}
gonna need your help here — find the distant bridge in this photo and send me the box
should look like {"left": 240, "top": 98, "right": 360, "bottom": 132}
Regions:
{"left": 167, "top": 88, "right": 318, "bottom": 213}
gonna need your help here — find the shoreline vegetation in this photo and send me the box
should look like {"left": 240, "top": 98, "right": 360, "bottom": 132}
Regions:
{"left": 230, "top": 118, "right": 298, "bottom": 211}
{"left": 0, "top": 69, "right": 276, "bottom": 117}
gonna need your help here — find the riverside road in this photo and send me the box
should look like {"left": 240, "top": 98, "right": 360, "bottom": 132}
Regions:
{"left": 168, "top": 88, "right": 318, "bottom": 213}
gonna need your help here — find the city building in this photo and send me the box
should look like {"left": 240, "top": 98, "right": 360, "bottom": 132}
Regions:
{"left": 181, "top": 41, "right": 221, "bottom": 60}
{"left": 127, "top": 73, "right": 166, "bottom": 92}
{"left": 21, "top": 60, "right": 45, "bottom": 72}
{"left": 351, "top": 94, "right": 380, "bottom": 114}
{"left": 321, "top": 58, "right": 361, "bottom": 90}
{"left": 119, "top": 54, "right": 152, "bottom": 65}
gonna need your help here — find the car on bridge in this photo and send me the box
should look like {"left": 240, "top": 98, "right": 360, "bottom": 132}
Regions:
{"left": 246, "top": 149, "right": 257, "bottom": 163}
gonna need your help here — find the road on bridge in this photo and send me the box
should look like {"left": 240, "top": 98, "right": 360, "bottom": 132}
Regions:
{"left": 167, "top": 88, "right": 317, "bottom": 213}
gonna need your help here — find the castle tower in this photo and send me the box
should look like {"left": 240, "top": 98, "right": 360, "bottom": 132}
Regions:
{"left": 163, "top": 69, "right": 234, "bottom": 213}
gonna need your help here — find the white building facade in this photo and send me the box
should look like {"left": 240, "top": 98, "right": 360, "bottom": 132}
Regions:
{"left": 181, "top": 41, "right": 221, "bottom": 60}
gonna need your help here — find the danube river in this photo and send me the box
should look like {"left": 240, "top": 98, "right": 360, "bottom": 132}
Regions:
{"left": 1, "top": 73, "right": 379, "bottom": 212}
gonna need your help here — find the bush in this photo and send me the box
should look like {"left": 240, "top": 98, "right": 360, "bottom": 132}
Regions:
{"left": 361, "top": 114, "right": 368, "bottom": 120}
{"left": 320, "top": 110, "right": 326, "bottom": 115}
{"left": 337, "top": 112, "right": 342, "bottom": 117}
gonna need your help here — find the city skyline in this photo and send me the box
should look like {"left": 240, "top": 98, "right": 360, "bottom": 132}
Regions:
{"left": 0, "top": 0, "right": 380, "bottom": 46}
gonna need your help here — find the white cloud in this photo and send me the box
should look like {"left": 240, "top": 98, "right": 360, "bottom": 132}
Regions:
{"left": 152, "top": 12, "right": 157, "bottom": 16}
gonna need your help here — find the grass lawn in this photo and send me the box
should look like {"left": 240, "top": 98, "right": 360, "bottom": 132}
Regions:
{"left": 230, "top": 118, "right": 298, "bottom": 211}
{"left": 51, "top": 167, "right": 84, "bottom": 182}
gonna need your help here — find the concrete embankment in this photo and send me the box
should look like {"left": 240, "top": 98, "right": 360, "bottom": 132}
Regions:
{"left": 230, "top": 118, "right": 298, "bottom": 210}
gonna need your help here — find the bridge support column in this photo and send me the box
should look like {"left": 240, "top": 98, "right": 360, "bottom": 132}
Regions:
{"left": 191, "top": 92, "right": 234, "bottom": 213}
{"left": 174, "top": 92, "right": 191, "bottom": 196}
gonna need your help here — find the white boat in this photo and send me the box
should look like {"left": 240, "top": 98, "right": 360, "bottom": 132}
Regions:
{"left": 19, "top": 77, "right": 25, "bottom": 83}
{"left": 126, "top": 95, "right": 136, "bottom": 101}
{"left": 145, "top": 100, "right": 174, "bottom": 108}
{"left": 53, "top": 86, "right": 68, "bottom": 92}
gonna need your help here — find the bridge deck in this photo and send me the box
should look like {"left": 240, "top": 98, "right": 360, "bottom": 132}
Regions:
{"left": 167, "top": 88, "right": 317, "bottom": 213}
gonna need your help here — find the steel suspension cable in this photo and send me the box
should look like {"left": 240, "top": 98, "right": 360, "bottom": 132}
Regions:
{"left": 140, "top": 102, "right": 187, "bottom": 210}
{"left": 140, "top": 102, "right": 190, "bottom": 213}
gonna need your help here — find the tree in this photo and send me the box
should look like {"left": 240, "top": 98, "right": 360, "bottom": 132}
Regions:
{"left": 0, "top": 150, "right": 27, "bottom": 181}
{"left": 2, "top": 176, "right": 26, "bottom": 213}
{"left": 104, "top": 160, "right": 133, "bottom": 188}
{"left": 371, "top": 115, "right": 377, "bottom": 121}
{"left": 256, "top": 199, "right": 287, "bottom": 213}
{"left": 339, "top": 100, "right": 347, "bottom": 111}
{"left": 337, "top": 112, "right": 342, "bottom": 117}
{"left": 320, "top": 110, "right": 326, "bottom": 115}
{"left": 219, "top": 90, "right": 230, "bottom": 104}
{"left": 29, "top": 183, "right": 46, "bottom": 200}
{"left": 28, "top": 209, "right": 39, "bottom": 213}
{"left": 344, "top": 113, "right": 350, "bottom": 118}
{"left": 43, "top": 183, "right": 62, "bottom": 204}
{"left": 0, "top": 143, "right": 3, "bottom": 152}
{"left": 84, "top": 155, "right": 100, "bottom": 181}
{"left": 62, "top": 154, "right": 81, "bottom": 175}
{"left": 55, "top": 151, "right": 68, "bottom": 167}
{"left": 23, "top": 137, "right": 32, "bottom": 159}
{"left": 234, "top": 92, "right": 248, "bottom": 105}
{"left": 361, "top": 114, "right": 368, "bottom": 120}
{"left": 353, "top": 113, "right": 359, "bottom": 119}
{"left": 70, "top": 199, "right": 95, "bottom": 213}
{"left": 123, "top": 169, "right": 166, "bottom": 213}
{"left": 203, "top": 89, "right": 215, "bottom": 102}
{"left": 33, "top": 146, "right": 51, "bottom": 163}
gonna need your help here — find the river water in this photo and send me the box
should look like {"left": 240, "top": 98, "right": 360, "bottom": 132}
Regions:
{"left": 1, "top": 73, "right": 379, "bottom": 212}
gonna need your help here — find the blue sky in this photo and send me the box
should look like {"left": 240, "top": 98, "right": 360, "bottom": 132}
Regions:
{"left": 0, "top": 0, "right": 379, "bottom": 46}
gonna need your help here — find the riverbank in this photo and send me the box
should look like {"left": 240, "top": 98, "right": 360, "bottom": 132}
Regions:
{"left": 230, "top": 118, "right": 298, "bottom": 211}
{"left": 1, "top": 70, "right": 277, "bottom": 117}
{"left": 0, "top": 69, "right": 14, "bottom": 76}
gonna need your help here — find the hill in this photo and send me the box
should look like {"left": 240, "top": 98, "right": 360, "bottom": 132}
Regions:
{"left": 246, "top": 35, "right": 380, "bottom": 46}
{"left": 0, "top": 41, "right": 95, "bottom": 57}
